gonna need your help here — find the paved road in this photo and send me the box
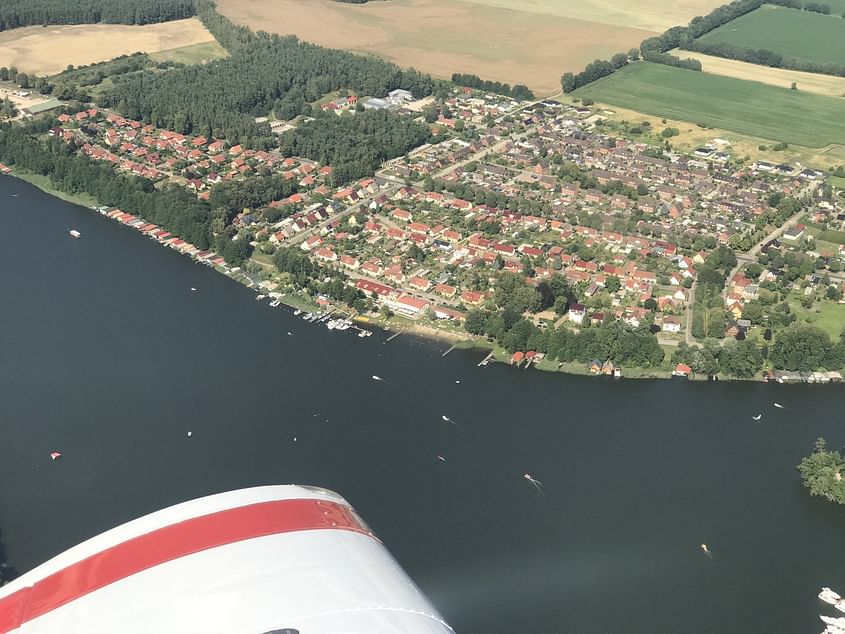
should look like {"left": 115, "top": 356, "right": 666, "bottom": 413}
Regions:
{"left": 684, "top": 282, "right": 696, "bottom": 345}
{"left": 283, "top": 184, "right": 400, "bottom": 246}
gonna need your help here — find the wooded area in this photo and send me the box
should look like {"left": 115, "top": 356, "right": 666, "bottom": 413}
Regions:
{"left": 0, "top": 0, "right": 196, "bottom": 31}
{"left": 280, "top": 111, "right": 432, "bottom": 183}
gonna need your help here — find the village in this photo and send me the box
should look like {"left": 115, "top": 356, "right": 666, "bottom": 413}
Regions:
{"left": 34, "top": 84, "right": 845, "bottom": 379}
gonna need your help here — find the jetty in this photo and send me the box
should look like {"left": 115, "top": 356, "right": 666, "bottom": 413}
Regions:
{"left": 386, "top": 330, "right": 404, "bottom": 342}
{"left": 478, "top": 350, "right": 495, "bottom": 367}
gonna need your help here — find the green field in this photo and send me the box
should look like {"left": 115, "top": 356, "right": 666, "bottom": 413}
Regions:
{"left": 149, "top": 41, "right": 228, "bottom": 65}
{"left": 575, "top": 62, "right": 845, "bottom": 147}
{"left": 697, "top": 5, "right": 845, "bottom": 66}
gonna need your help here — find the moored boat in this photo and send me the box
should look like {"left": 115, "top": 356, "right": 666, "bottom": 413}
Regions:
{"left": 821, "top": 588, "right": 842, "bottom": 605}
{"left": 69, "top": 229, "right": 81, "bottom": 239}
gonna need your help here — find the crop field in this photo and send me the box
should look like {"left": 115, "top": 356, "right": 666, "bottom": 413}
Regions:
{"left": 677, "top": 50, "right": 845, "bottom": 96}
{"left": 574, "top": 62, "right": 845, "bottom": 148}
{"left": 696, "top": 5, "right": 845, "bottom": 66}
{"left": 457, "top": 0, "right": 727, "bottom": 32}
{"left": 0, "top": 19, "right": 216, "bottom": 76}
{"left": 216, "top": 0, "right": 725, "bottom": 95}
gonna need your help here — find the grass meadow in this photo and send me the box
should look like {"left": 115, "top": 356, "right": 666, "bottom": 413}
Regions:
{"left": 575, "top": 62, "right": 845, "bottom": 147}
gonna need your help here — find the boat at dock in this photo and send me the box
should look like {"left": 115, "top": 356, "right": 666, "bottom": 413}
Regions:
{"left": 269, "top": 300, "right": 281, "bottom": 308}
{"left": 821, "top": 615, "right": 845, "bottom": 630}
{"left": 255, "top": 294, "right": 266, "bottom": 301}
{"left": 821, "top": 588, "right": 842, "bottom": 605}
{"left": 69, "top": 229, "right": 81, "bottom": 239}
{"left": 293, "top": 309, "right": 302, "bottom": 316}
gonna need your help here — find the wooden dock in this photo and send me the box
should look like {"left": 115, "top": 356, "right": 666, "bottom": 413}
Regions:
{"left": 477, "top": 350, "right": 495, "bottom": 367}
{"left": 385, "top": 329, "right": 403, "bottom": 342}
{"left": 442, "top": 344, "right": 457, "bottom": 357}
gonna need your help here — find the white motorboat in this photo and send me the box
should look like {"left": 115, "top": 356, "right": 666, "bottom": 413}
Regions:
{"left": 69, "top": 229, "right": 81, "bottom": 239}
{"left": 821, "top": 588, "right": 842, "bottom": 605}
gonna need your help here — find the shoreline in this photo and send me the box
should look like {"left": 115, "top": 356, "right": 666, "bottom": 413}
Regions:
{"left": 5, "top": 171, "right": 840, "bottom": 386}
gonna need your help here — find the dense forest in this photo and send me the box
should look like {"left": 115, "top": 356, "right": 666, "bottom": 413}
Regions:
{"left": 0, "top": 0, "right": 195, "bottom": 31}
{"left": 279, "top": 110, "right": 432, "bottom": 184}
{"left": 98, "top": 0, "right": 433, "bottom": 148}
{"left": 451, "top": 73, "right": 535, "bottom": 100}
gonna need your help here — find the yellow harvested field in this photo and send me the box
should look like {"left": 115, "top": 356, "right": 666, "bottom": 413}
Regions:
{"left": 0, "top": 18, "right": 216, "bottom": 76}
{"left": 460, "top": 0, "right": 727, "bottom": 32}
{"left": 680, "top": 51, "right": 845, "bottom": 97}
{"left": 217, "top": 0, "right": 660, "bottom": 95}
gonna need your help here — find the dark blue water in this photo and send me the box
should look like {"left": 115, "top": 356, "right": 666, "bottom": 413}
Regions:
{"left": 1, "top": 175, "right": 844, "bottom": 633}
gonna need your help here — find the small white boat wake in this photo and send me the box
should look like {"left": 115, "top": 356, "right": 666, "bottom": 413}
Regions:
{"left": 774, "top": 402, "right": 785, "bottom": 409}
{"left": 752, "top": 414, "right": 762, "bottom": 421}
{"left": 372, "top": 375, "right": 383, "bottom": 382}
{"left": 701, "top": 543, "right": 712, "bottom": 559}
{"left": 523, "top": 473, "right": 544, "bottom": 495}
{"left": 441, "top": 415, "right": 457, "bottom": 425}
{"left": 436, "top": 455, "right": 446, "bottom": 462}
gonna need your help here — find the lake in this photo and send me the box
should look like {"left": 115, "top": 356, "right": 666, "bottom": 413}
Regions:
{"left": 1, "top": 175, "right": 844, "bottom": 633}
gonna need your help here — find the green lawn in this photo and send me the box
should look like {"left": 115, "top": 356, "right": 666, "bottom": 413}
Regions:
{"left": 149, "top": 41, "right": 228, "bottom": 65}
{"left": 697, "top": 5, "right": 845, "bottom": 66}
{"left": 790, "top": 300, "right": 845, "bottom": 340}
{"left": 575, "top": 62, "right": 845, "bottom": 147}
{"left": 829, "top": 175, "right": 845, "bottom": 189}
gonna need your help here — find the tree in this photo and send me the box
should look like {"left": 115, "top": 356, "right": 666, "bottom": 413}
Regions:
{"left": 770, "top": 323, "right": 833, "bottom": 371}
{"left": 465, "top": 309, "right": 487, "bottom": 335}
{"left": 718, "top": 340, "right": 763, "bottom": 377}
{"left": 605, "top": 275, "right": 621, "bottom": 293}
{"left": 797, "top": 438, "right": 845, "bottom": 505}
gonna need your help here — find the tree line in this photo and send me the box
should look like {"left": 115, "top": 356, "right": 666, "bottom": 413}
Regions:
{"left": 681, "top": 39, "right": 845, "bottom": 78}
{"left": 559, "top": 0, "right": 834, "bottom": 92}
{"left": 0, "top": 0, "right": 195, "bottom": 31}
{"left": 280, "top": 110, "right": 432, "bottom": 184}
{"left": 451, "top": 73, "right": 535, "bottom": 100}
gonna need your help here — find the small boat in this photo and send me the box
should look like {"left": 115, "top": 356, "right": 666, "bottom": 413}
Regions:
{"left": 327, "top": 320, "right": 337, "bottom": 330}
{"left": 293, "top": 309, "right": 302, "bottom": 316}
{"left": 50, "top": 451, "right": 62, "bottom": 460}
{"left": 187, "top": 431, "right": 193, "bottom": 437}
{"left": 372, "top": 375, "right": 382, "bottom": 381}
{"left": 752, "top": 414, "right": 762, "bottom": 421}
{"left": 821, "top": 615, "right": 845, "bottom": 629}
{"left": 190, "top": 287, "right": 197, "bottom": 292}
{"left": 255, "top": 294, "right": 266, "bottom": 301}
{"left": 774, "top": 402, "right": 785, "bottom": 409}
{"left": 69, "top": 229, "right": 81, "bottom": 239}
{"left": 820, "top": 588, "right": 842, "bottom": 605}
{"left": 269, "top": 300, "right": 281, "bottom": 308}
{"left": 836, "top": 600, "right": 845, "bottom": 615}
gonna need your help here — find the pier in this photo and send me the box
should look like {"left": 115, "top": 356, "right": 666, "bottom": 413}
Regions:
{"left": 385, "top": 330, "right": 404, "bottom": 343}
{"left": 442, "top": 344, "right": 457, "bottom": 357}
{"left": 477, "top": 350, "right": 495, "bottom": 367}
